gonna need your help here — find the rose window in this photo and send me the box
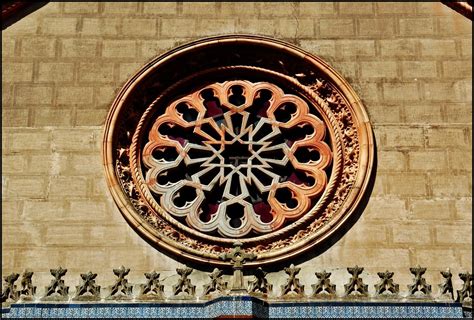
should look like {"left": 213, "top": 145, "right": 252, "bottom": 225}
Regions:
{"left": 104, "top": 35, "right": 374, "bottom": 267}
{"left": 142, "top": 81, "right": 332, "bottom": 237}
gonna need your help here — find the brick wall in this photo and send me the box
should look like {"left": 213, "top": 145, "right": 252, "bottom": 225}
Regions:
{"left": 2, "top": 2, "right": 471, "bottom": 294}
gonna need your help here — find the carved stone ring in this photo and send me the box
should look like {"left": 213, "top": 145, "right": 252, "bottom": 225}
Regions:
{"left": 103, "top": 35, "right": 374, "bottom": 267}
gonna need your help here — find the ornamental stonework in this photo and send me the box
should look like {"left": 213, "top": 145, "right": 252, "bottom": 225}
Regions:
{"left": 103, "top": 35, "right": 374, "bottom": 267}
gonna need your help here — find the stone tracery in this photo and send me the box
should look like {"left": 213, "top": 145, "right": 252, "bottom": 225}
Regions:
{"left": 142, "top": 81, "right": 332, "bottom": 237}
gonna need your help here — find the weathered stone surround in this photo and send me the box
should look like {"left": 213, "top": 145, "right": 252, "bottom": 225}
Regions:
{"left": 2, "top": 2, "right": 472, "bottom": 295}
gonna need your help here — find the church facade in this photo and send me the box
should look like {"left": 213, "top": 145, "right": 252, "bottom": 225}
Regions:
{"left": 2, "top": 2, "right": 472, "bottom": 318}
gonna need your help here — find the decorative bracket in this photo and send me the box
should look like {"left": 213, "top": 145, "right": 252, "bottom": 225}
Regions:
{"left": 344, "top": 265, "right": 368, "bottom": 297}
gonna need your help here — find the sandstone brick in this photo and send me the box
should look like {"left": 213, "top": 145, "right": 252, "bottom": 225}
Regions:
{"left": 27, "top": 154, "right": 67, "bottom": 175}
{"left": 399, "top": 18, "right": 435, "bottom": 36}
{"left": 81, "top": 18, "right": 120, "bottom": 35}
{"left": 61, "top": 39, "right": 98, "bottom": 58}
{"left": 2, "top": 38, "right": 15, "bottom": 57}
{"left": 41, "top": 17, "right": 78, "bottom": 35}
{"left": 403, "top": 104, "right": 443, "bottom": 124}
{"left": 426, "top": 127, "right": 469, "bottom": 148}
{"left": 339, "top": 2, "right": 374, "bottom": 15}
{"left": 402, "top": 61, "right": 438, "bottom": 79}
{"left": 380, "top": 39, "right": 417, "bottom": 57}
{"left": 424, "top": 81, "right": 465, "bottom": 102}
{"left": 37, "top": 63, "right": 74, "bottom": 83}
{"left": 68, "top": 201, "right": 108, "bottom": 221}
{"left": 319, "top": 19, "right": 354, "bottom": 38}
{"left": 95, "top": 86, "right": 117, "bottom": 107}
{"left": 438, "top": 16, "right": 472, "bottom": 35}
{"left": 2, "top": 63, "right": 34, "bottom": 82}
{"left": 445, "top": 104, "right": 473, "bottom": 123}
{"left": 330, "top": 61, "right": 357, "bottom": 79}
{"left": 455, "top": 198, "right": 472, "bottom": 221}
{"left": 364, "top": 198, "right": 408, "bottom": 221}
{"left": 102, "top": 40, "right": 137, "bottom": 58}
{"left": 2, "top": 84, "right": 13, "bottom": 107}
{"left": 70, "top": 154, "right": 103, "bottom": 175}
{"left": 416, "top": 2, "right": 453, "bottom": 16}
{"left": 89, "top": 225, "right": 129, "bottom": 245}
{"left": 383, "top": 83, "right": 420, "bottom": 102}
{"left": 63, "top": 2, "right": 99, "bottom": 13}
{"left": 122, "top": 18, "right": 157, "bottom": 37}
{"left": 20, "top": 37, "right": 56, "bottom": 57}
{"left": 448, "top": 150, "right": 472, "bottom": 172}
{"left": 143, "top": 2, "right": 178, "bottom": 14}
{"left": 338, "top": 248, "right": 411, "bottom": 268}
{"left": 64, "top": 248, "right": 109, "bottom": 271}
{"left": 414, "top": 249, "right": 459, "bottom": 269}
{"left": 431, "top": 174, "right": 471, "bottom": 197}
{"left": 360, "top": 61, "right": 398, "bottom": 79}
{"left": 103, "top": 2, "right": 139, "bottom": 14}
{"left": 3, "top": 223, "right": 44, "bottom": 246}
{"left": 7, "top": 130, "right": 50, "bottom": 152}
{"left": 33, "top": 108, "right": 73, "bottom": 127}
{"left": 183, "top": 2, "right": 217, "bottom": 15}
{"left": 355, "top": 82, "right": 380, "bottom": 103}
{"left": 435, "top": 225, "right": 471, "bottom": 245}
{"left": 45, "top": 225, "right": 87, "bottom": 245}
{"left": 299, "top": 40, "right": 336, "bottom": 58}
{"left": 378, "top": 151, "right": 406, "bottom": 171}
{"left": 195, "top": 19, "right": 236, "bottom": 37}
{"left": 2, "top": 201, "right": 22, "bottom": 223}
{"left": 57, "top": 86, "right": 94, "bottom": 105}
{"left": 5, "top": 13, "right": 39, "bottom": 34}
{"left": 15, "top": 85, "right": 53, "bottom": 105}
{"left": 219, "top": 2, "right": 257, "bottom": 16}
{"left": 23, "top": 201, "right": 67, "bottom": 221}
{"left": 52, "top": 129, "right": 99, "bottom": 152}
{"left": 276, "top": 19, "right": 314, "bottom": 38}
{"left": 75, "top": 108, "right": 108, "bottom": 126}
{"left": 78, "top": 63, "right": 114, "bottom": 83}
{"left": 299, "top": 2, "right": 336, "bottom": 15}
{"left": 367, "top": 104, "right": 401, "bottom": 123}
{"left": 387, "top": 174, "right": 427, "bottom": 196}
{"left": 376, "top": 3, "right": 415, "bottom": 14}
{"left": 408, "top": 151, "right": 447, "bottom": 171}
{"left": 459, "top": 249, "right": 472, "bottom": 269}
{"left": 161, "top": 18, "right": 197, "bottom": 37}
{"left": 13, "top": 249, "right": 62, "bottom": 270}
{"left": 2, "top": 155, "right": 27, "bottom": 174}
{"left": 1, "top": 249, "right": 14, "bottom": 270}
{"left": 338, "top": 40, "right": 375, "bottom": 57}
{"left": 410, "top": 199, "right": 453, "bottom": 220}
{"left": 420, "top": 39, "right": 457, "bottom": 57}
{"left": 116, "top": 63, "right": 140, "bottom": 83}
{"left": 49, "top": 177, "right": 88, "bottom": 198}
{"left": 392, "top": 224, "right": 432, "bottom": 244}
{"left": 383, "top": 126, "right": 424, "bottom": 148}
{"left": 442, "top": 60, "right": 472, "bottom": 79}
{"left": 358, "top": 18, "right": 395, "bottom": 37}
{"left": 107, "top": 247, "right": 153, "bottom": 270}
{"left": 235, "top": 19, "right": 275, "bottom": 36}
{"left": 460, "top": 39, "right": 472, "bottom": 57}
{"left": 6, "top": 177, "right": 47, "bottom": 198}
{"left": 344, "top": 223, "right": 388, "bottom": 245}
{"left": 139, "top": 39, "right": 176, "bottom": 59}
{"left": 2, "top": 109, "right": 29, "bottom": 127}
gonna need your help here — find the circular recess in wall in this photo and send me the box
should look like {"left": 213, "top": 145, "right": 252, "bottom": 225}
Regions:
{"left": 103, "top": 35, "right": 374, "bottom": 267}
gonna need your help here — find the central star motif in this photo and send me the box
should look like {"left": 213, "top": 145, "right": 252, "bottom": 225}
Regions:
{"left": 141, "top": 81, "right": 332, "bottom": 237}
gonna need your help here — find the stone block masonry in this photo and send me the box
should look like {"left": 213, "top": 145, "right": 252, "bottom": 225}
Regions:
{"left": 2, "top": 1, "right": 471, "bottom": 292}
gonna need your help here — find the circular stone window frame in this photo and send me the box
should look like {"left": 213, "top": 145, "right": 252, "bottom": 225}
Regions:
{"left": 103, "top": 35, "right": 374, "bottom": 268}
